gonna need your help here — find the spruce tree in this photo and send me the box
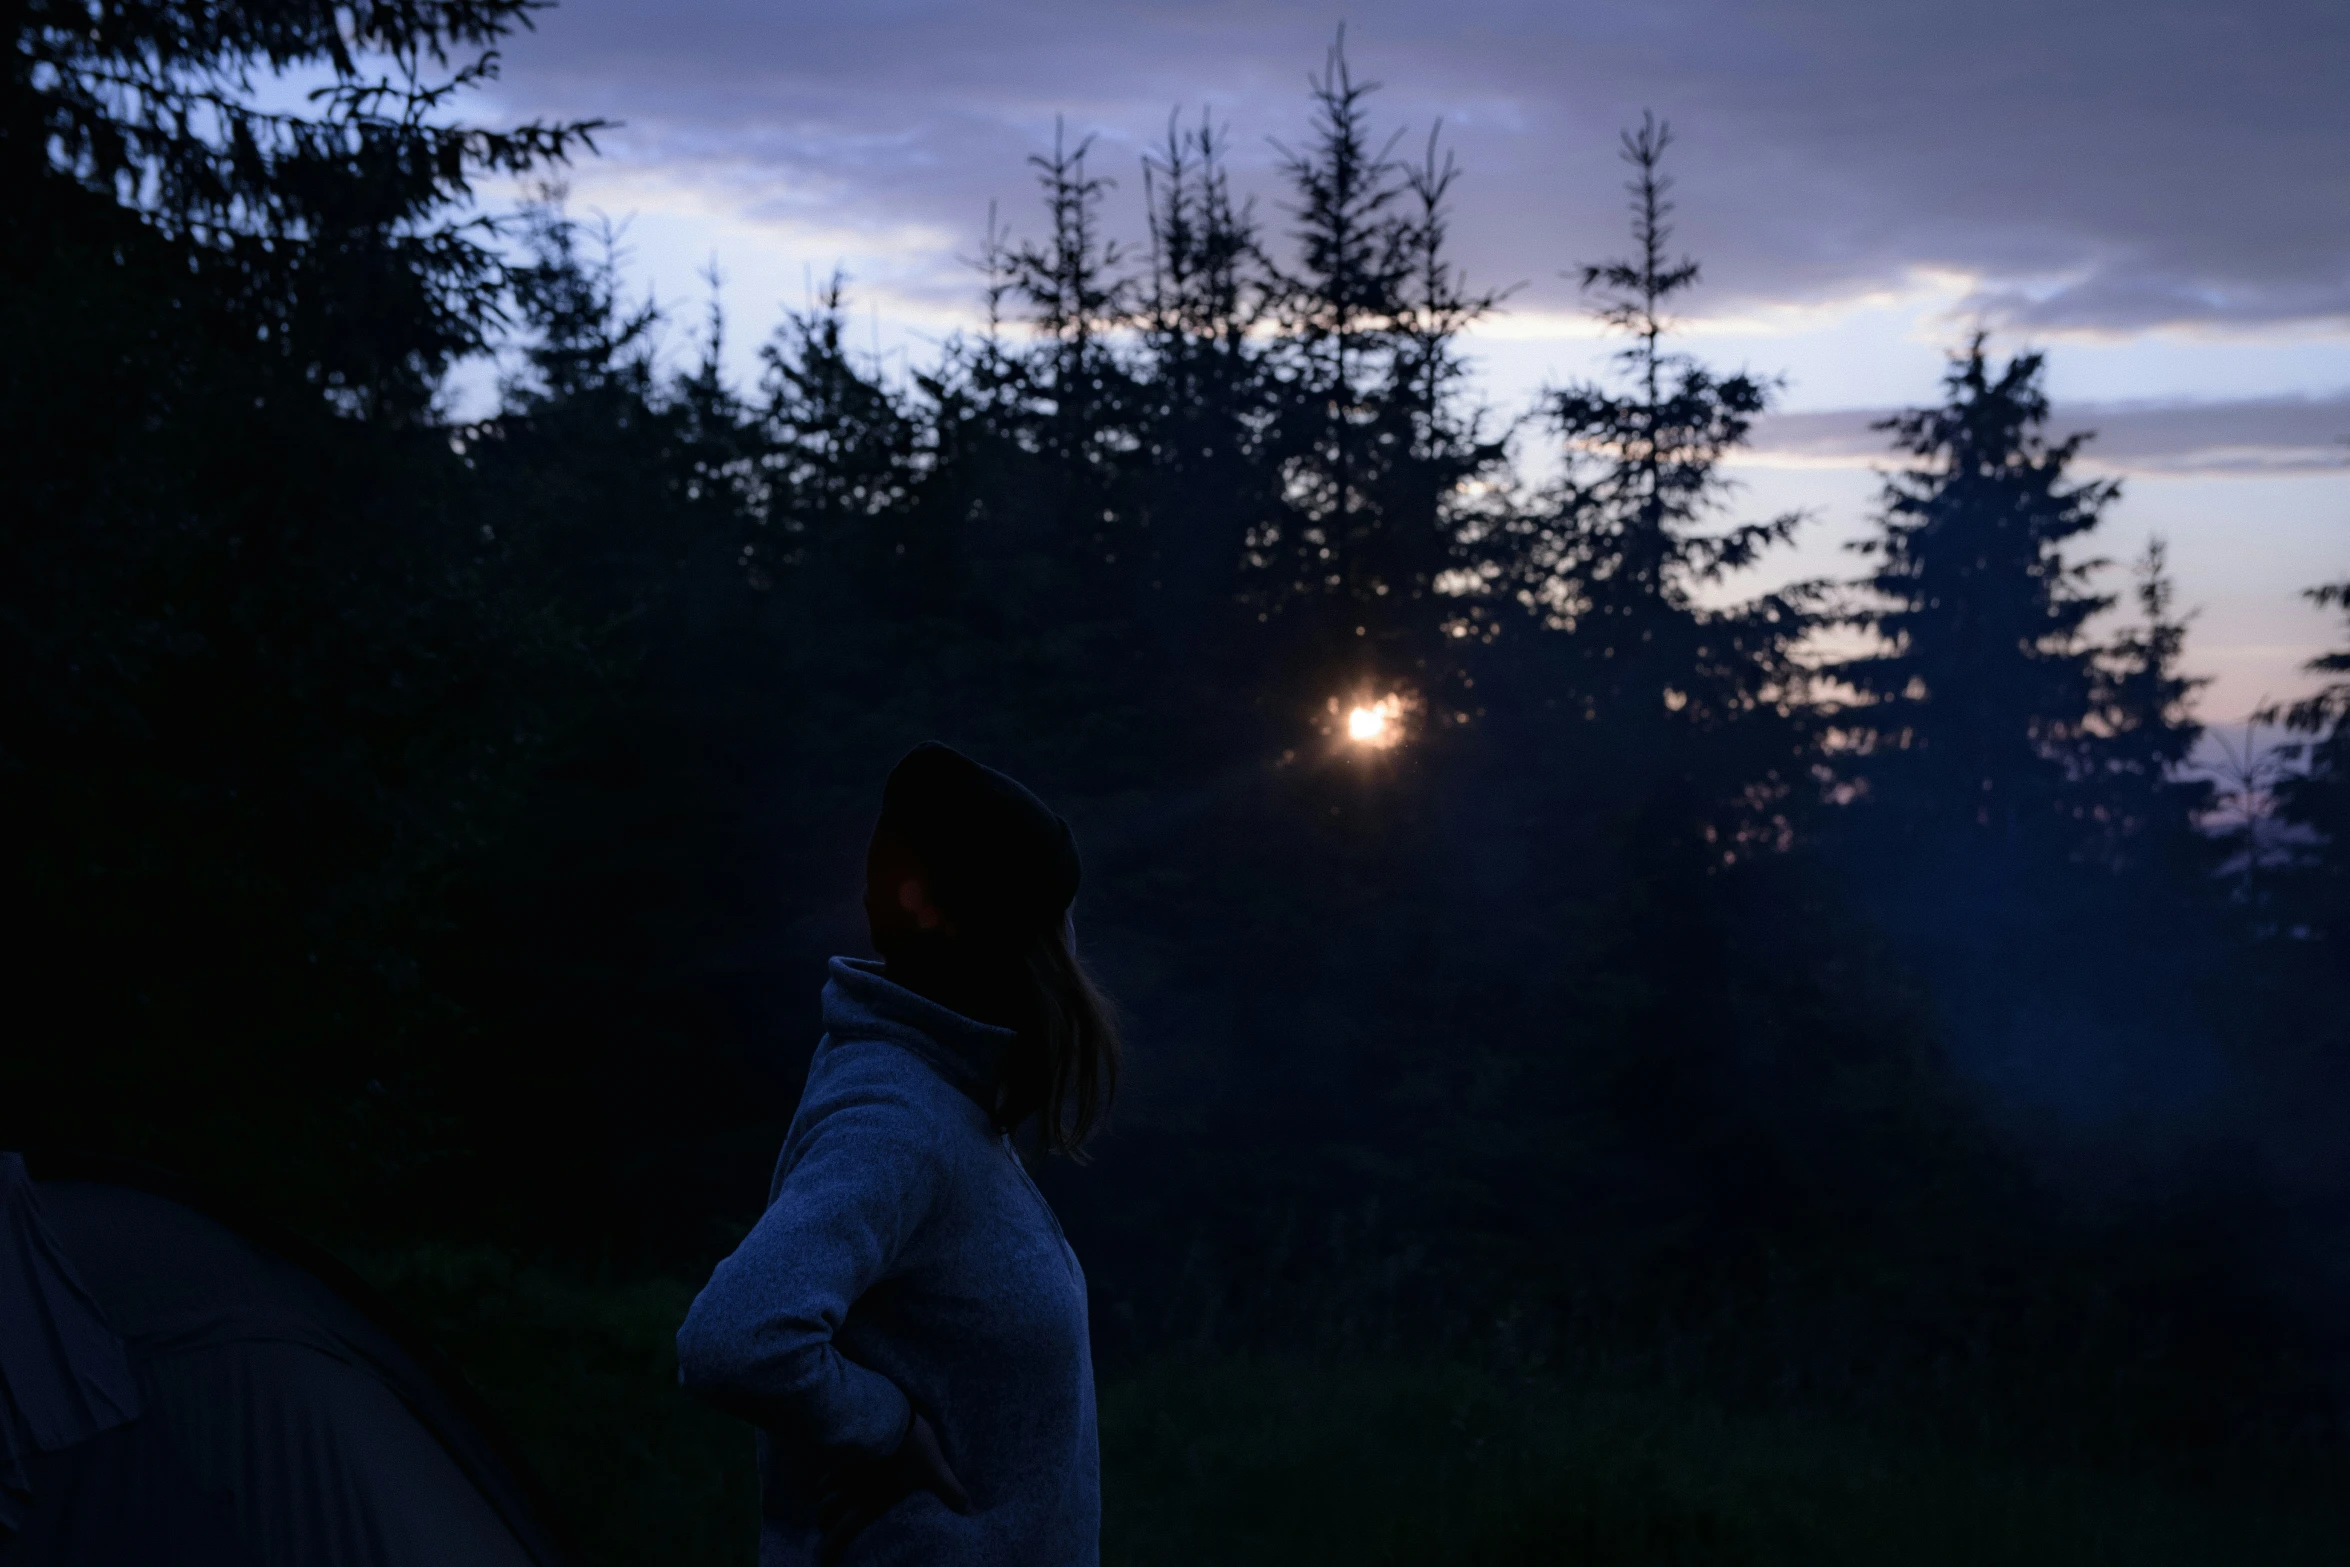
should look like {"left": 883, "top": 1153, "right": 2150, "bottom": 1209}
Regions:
{"left": 754, "top": 276, "right": 921, "bottom": 595}
{"left": 1836, "top": 338, "right": 2114, "bottom": 846}
{"left": 1261, "top": 37, "right": 1411, "bottom": 642}
{"left": 2083, "top": 538, "right": 2214, "bottom": 880}
{"left": 1533, "top": 116, "right": 1800, "bottom": 671}
{"left": 967, "top": 122, "right": 1148, "bottom": 610}
{"left": 3, "top": 0, "right": 600, "bottom": 1197}
{"left": 2267, "top": 581, "right": 2350, "bottom": 944}
{"left": 1133, "top": 111, "right": 1281, "bottom": 736}
{"left": 1381, "top": 128, "right": 1514, "bottom": 655}
{"left": 1498, "top": 115, "right": 1812, "bottom": 848}
{"left": 1139, "top": 112, "right": 1269, "bottom": 402}
{"left": 1014, "top": 121, "right": 1134, "bottom": 479}
{"left": 1259, "top": 34, "right": 1502, "bottom": 723}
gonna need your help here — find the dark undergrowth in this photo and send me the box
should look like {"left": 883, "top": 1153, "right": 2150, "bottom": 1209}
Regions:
{"left": 350, "top": 1244, "right": 755, "bottom": 1567}
{"left": 352, "top": 1243, "right": 2350, "bottom": 1567}
{"left": 1099, "top": 1357, "right": 2350, "bottom": 1567}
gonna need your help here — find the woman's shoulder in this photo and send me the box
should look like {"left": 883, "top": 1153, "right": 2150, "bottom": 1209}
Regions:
{"left": 766, "top": 1035, "right": 991, "bottom": 1205}
{"left": 793, "top": 1034, "right": 990, "bottom": 1143}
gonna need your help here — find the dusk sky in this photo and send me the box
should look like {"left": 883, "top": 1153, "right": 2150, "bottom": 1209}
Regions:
{"left": 477, "top": 0, "right": 2348, "bottom": 723}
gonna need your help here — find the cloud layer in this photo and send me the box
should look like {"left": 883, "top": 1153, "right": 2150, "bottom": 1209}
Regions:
{"left": 1748, "top": 394, "right": 2350, "bottom": 477}
{"left": 465, "top": 3, "right": 2346, "bottom": 722}
{"left": 490, "top": 0, "right": 2350, "bottom": 333}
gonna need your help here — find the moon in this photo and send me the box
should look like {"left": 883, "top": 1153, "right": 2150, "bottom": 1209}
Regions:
{"left": 1345, "top": 695, "right": 1408, "bottom": 748}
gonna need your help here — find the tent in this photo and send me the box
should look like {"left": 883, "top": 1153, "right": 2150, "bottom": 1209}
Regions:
{"left": 0, "top": 1153, "right": 578, "bottom": 1567}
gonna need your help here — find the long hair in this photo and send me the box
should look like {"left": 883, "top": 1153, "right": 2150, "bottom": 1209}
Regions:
{"left": 992, "top": 921, "right": 1120, "bottom": 1159}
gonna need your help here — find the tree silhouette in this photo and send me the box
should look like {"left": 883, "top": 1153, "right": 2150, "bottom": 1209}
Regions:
{"left": 9, "top": 20, "right": 2340, "bottom": 1479}
{"left": 1257, "top": 32, "right": 1505, "bottom": 722}
{"left": 1261, "top": 36, "right": 1412, "bottom": 633}
{"left": 1539, "top": 114, "right": 1796, "bottom": 626}
{"left": 753, "top": 275, "right": 922, "bottom": 593}
{"left": 1837, "top": 339, "right": 2113, "bottom": 845}
{"left": 1493, "top": 114, "right": 1814, "bottom": 852}
{"left": 2265, "top": 580, "right": 2350, "bottom": 942}
{"left": 3, "top": 0, "right": 603, "bottom": 1203}
{"left": 1014, "top": 121, "right": 1135, "bottom": 481}
{"left": 2081, "top": 538, "right": 2214, "bottom": 880}
{"left": 1132, "top": 110, "right": 1281, "bottom": 725}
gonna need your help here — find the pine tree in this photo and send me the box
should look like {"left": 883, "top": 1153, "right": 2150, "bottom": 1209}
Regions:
{"left": 2, "top": 0, "right": 600, "bottom": 1193}
{"left": 1380, "top": 128, "right": 1513, "bottom": 654}
{"left": 2082, "top": 538, "right": 2214, "bottom": 879}
{"left": 2266, "top": 580, "right": 2350, "bottom": 943}
{"left": 1260, "top": 36, "right": 1411, "bottom": 635}
{"left": 1139, "top": 112, "right": 1268, "bottom": 391}
{"left": 503, "top": 197, "right": 662, "bottom": 410}
{"left": 1837, "top": 338, "right": 2114, "bottom": 845}
{"left": 935, "top": 121, "right": 1149, "bottom": 614}
{"left": 15, "top": 0, "right": 599, "bottom": 416}
{"left": 1258, "top": 33, "right": 1503, "bottom": 721}
{"left": 1132, "top": 111, "right": 1281, "bottom": 727}
{"left": 1494, "top": 115, "right": 1812, "bottom": 850}
{"left": 1013, "top": 121, "right": 1136, "bottom": 480}
{"left": 479, "top": 194, "right": 739, "bottom": 648}
{"left": 754, "top": 275, "right": 921, "bottom": 594}
{"left": 1535, "top": 115, "right": 1794, "bottom": 628}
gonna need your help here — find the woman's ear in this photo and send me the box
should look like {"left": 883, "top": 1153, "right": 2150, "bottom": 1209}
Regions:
{"left": 898, "top": 876, "right": 946, "bottom": 930}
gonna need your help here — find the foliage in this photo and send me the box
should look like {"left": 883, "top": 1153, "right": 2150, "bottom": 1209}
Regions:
{"left": 2085, "top": 539, "right": 2216, "bottom": 879}
{"left": 1833, "top": 339, "right": 2116, "bottom": 844}
{"left": 351, "top": 1243, "right": 755, "bottom": 1567}
{"left": 344, "top": 1248, "right": 2350, "bottom": 1567}
{"left": 2265, "top": 581, "right": 2350, "bottom": 943}
{"left": 1481, "top": 113, "right": 1817, "bottom": 861}
{"left": 1252, "top": 39, "right": 1510, "bottom": 714}
{"left": 15, "top": 0, "right": 599, "bottom": 406}
{"left": 6, "top": 7, "right": 2346, "bottom": 1530}
{"left": 1100, "top": 1357, "right": 2350, "bottom": 1567}
{"left": 1, "top": 0, "right": 602, "bottom": 1214}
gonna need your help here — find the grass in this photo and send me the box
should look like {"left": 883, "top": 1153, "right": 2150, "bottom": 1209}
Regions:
{"left": 347, "top": 1244, "right": 2348, "bottom": 1566}
{"left": 349, "top": 1244, "right": 758, "bottom": 1567}
{"left": 1102, "top": 1358, "right": 2350, "bottom": 1566}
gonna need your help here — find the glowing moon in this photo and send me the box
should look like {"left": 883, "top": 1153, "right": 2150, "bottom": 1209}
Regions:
{"left": 1344, "top": 694, "right": 1408, "bottom": 748}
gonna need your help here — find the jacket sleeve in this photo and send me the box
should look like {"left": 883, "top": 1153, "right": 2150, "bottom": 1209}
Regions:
{"left": 674, "top": 1086, "right": 939, "bottom": 1459}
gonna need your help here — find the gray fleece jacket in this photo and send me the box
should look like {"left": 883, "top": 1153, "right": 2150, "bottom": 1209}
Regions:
{"left": 676, "top": 957, "right": 1098, "bottom": 1567}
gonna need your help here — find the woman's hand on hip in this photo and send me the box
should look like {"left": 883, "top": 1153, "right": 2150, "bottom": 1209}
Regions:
{"left": 899, "top": 1412, "right": 971, "bottom": 1512}
{"left": 817, "top": 1412, "right": 969, "bottom": 1562}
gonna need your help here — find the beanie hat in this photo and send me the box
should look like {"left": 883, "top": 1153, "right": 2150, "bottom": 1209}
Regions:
{"left": 878, "top": 743, "right": 1081, "bottom": 939}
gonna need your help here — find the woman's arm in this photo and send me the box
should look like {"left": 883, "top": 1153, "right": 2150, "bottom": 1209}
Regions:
{"left": 675, "top": 1090, "right": 940, "bottom": 1459}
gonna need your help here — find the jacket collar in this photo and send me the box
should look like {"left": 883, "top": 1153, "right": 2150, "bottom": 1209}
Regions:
{"left": 821, "top": 956, "right": 1015, "bottom": 1108}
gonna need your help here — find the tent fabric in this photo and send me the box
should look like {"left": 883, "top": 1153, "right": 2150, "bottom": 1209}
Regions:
{"left": 0, "top": 1409, "right": 255, "bottom": 1567}
{"left": 0, "top": 1161, "right": 576, "bottom": 1567}
{"left": 139, "top": 1337, "right": 533, "bottom": 1567}
{"left": 0, "top": 1154, "right": 143, "bottom": 1533}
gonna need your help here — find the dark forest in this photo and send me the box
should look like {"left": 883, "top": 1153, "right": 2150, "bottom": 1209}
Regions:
{"left": 6, "top": 3, "right": 2349, "bottom": 1562}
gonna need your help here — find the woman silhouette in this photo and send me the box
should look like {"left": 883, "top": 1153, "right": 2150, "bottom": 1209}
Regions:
{"left": 678, "top": 743, "right": 1119, "bottom": 1566}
